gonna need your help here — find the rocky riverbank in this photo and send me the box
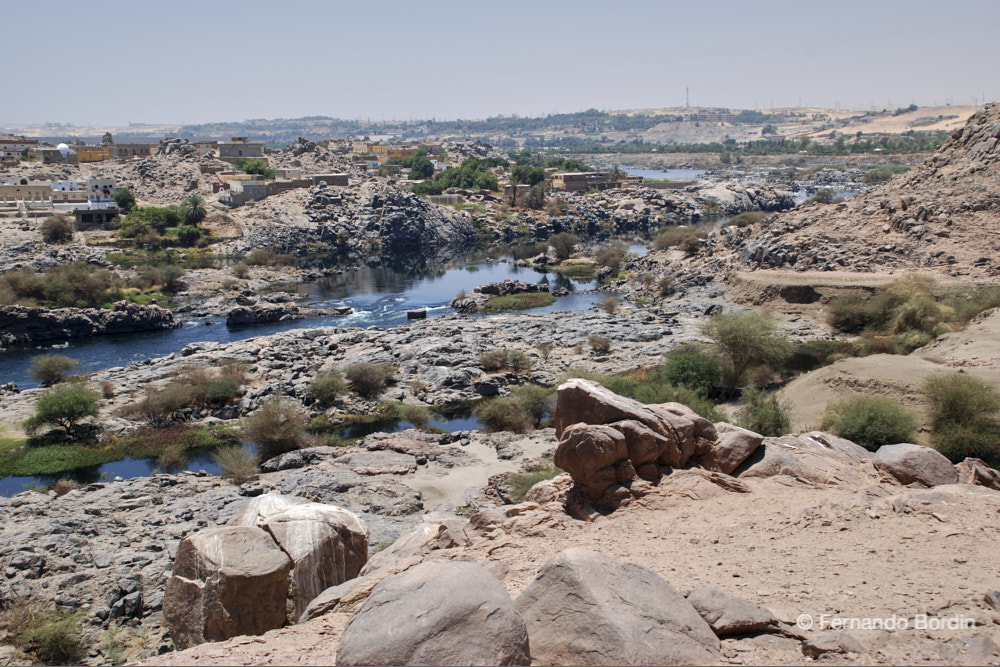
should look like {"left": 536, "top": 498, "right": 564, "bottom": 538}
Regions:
{"left": 0, "top": 302, "right": 178, "bottom": 346}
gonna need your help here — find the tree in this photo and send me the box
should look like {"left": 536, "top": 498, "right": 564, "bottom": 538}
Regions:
{"left": 700, "top": 310, "right": 792, "bottom": 386}
{"left": 29, "top": 354, "right": 79, "bottom": 386}
{"left": 24, "top": 383, "right": 99, "bottom": 435}
{"left": 181, "top": 195, "right": 207, "bottom": 226}
{"left": 112, "top": 188, "right": 136, "bottom": 213}
{"left": 40, "top": 215, "right": 74, "bottom": 244}
{"left": 408, "top": 156, "right": 434, "bottom": 179}
{"left": 548, "top": 232, "right": 579, "bottom": 261}
{"left": 176, "top": 225, "right": 201, "bottom": 247}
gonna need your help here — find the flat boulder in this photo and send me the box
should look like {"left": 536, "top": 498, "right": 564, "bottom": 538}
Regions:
{"left": 163, "top": 526, "right": 292, "bottom": 650}
{"left": 514, "top": 548, "right": 719, "bottom": 665}
{"left": 263, "top": 503, "right": 369, "bottom": 619}
{"left": 874, "top": 443, "right": 959, "bottom": 487}
{"left": 227, "top": 492, "right": 309, "bottom": 527}
{"left": 336, "top": 560, "right": 529, "bottom": 666}
{"left": 686, "top": 587, "right": 780, "bottom": 637}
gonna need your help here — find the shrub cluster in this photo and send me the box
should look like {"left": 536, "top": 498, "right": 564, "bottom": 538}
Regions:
{"left": 310, "top": 370, "right": 347, "bottom": 405}
{"left": 40, "top": 215, "right": 74, "bottom": 244}
{"left": 473, "top": 384, "right": 555, "bottom": 434}
{"left": 923, "top": 373, "right": 1000, "bottom": 466}
{"left": 735, "top": 388, "right": 791, "bottom": 436}
{"left": 240, "top": 396, "right": 308, "bottom": 462}
{"left": 120, "top": 364, "right": 244, "bottom": 426}
{"left": 24, "top": 383, "right": 99, "bottom": 435}
{"left": 652, "top": 226, "right": 704, "bottom": 255}
{"left": 29, "top": 354, "right": 79, "bottom": 386}
{"left": 344, "top": 363, "right": 396, "bottom": 398}
{"left": 818, "top": 396, "right": 918, "bottom": 451}
{"left": 478, "top": 349, "right": 533, "bottom": 373}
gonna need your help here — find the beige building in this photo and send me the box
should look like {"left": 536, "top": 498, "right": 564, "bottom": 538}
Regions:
{"left": 218, "top": 137, "right": 265, "bottom": 161}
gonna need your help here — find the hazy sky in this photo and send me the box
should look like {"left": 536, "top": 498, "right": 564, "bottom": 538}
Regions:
{"left": 5, "top": 0, "right": 998, "bottom": 125}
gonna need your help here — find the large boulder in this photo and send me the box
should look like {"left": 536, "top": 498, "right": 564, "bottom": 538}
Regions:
{"left": 163, "top": 526, "right": 292, "bottom": 650}
{"left": 955, "top": 457, "right": 1000, "bottom": 490}
{"left": 553, "top": 379, "right": 657, "bottom": 438}
{"left": 262, "top": 503, "right": 369, "bottom": 619}
{"left": 874, "top": 443, "right": 959, "bottom": 487}
{"left": 227, "top": 492, "right": 309, "bottom": 527}
{"left": 554, "top": 423, "right": 630, "bottom": 504}
{"left": 335, "top": 560, "right": 530, "bottom": 666}
{"left": 514, "top": 548, "right": 719, "bottom": 665}
{"left": 737, "top": 435, "right": 879, "bottom": 489}
{"left": 698, "top": 425, "right": 764, "bottom": 475}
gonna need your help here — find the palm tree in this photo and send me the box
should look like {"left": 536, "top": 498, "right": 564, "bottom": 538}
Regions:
{"left": 181, "top": 195, "right": 207, "bottom": 226}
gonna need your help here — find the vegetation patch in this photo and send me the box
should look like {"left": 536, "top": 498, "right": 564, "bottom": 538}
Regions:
{"left": 651, "top": 226, "right": 705, "bottom": 255}
{"left": 505, "top": 457, "right": 562, "bottom": 503}
{"left": 923, "top": 373, "right": 1000, "bottom": 466}
{"left": 551, "top": 259, "right": 595, "bottom": 279}
{"left": 818, "top": 396, "right": 918, "bottom": 451}
{"left": 478, "top": 292, "right": 556, "bottom": 312}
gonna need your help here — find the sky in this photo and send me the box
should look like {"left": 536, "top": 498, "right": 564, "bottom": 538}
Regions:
{"left": 4, "top": 0, "right": 999, "bottom": 126}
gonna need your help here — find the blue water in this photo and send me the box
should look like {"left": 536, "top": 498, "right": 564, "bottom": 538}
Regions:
{"left": 620, "top": 166, "right": 706, "bottom": 182}
{"left": 0, "top": 252, "right": 606, "bottom": 390}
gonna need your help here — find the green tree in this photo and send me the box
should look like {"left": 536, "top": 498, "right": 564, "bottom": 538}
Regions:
{"left": 181, "top": 195, "right": 207, "bottom": 226}
{"left": 29, "top": 354, "right": 79, "bottom": 386}
{"left": 112, "top": 188, "right": 136, "bottom": 213}
{"left": 175, "top": 225, "right": 201, "bottom": 247}
{"left": 24, "top": 383, "right": 99, "bottom": 435}
{"left": 700, "top": 310, "right": 793, "bottom": 386}
{"left": 548, "top": 232, "right": 579, "bottom": 261}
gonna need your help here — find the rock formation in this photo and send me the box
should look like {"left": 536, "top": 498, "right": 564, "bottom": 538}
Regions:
{"left": 0, "top": 301, "right": 178, "bottom": 345}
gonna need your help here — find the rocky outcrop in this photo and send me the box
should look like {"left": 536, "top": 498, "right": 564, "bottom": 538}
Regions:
{"left": 0, "top": 301, "right": 178, "bottom": 345}
{"left": 956, "top": 457, "right": 1000, "bottom": 490}
{"left": 873, "top": 443, "right": 960, "bottom": 487}
{"left": 335, "top": 560, "right": 530, "bottom": 666}
{"left": 452, "top": 280, "right": 548, "bottom": 313}
{"left": 163, "top": 526, "right": 293, "bottom": 650}
{"left": 514, "top": 548, "right": 719, "bottom": 666}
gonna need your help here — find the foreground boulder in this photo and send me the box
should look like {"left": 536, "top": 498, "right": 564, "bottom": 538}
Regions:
{"left": 262, "top": 503, "right": 369, "bottom": 618}
{"left": 514, "top": 548, "right": 719, "bottom": 665}
{"left": 686, "top": 587, "right": 780, "bottom": 637}
{"left": 336, "top": 560, "right": 530, "bottom": 666}
{"left": 698, "top": 424, "right": 764, "bottom": 474}
{"left": 874, "top": 443, "right": 959, "bottom": 487}
{"left": 163, "top": 526, "right": 292, "bottom": 650}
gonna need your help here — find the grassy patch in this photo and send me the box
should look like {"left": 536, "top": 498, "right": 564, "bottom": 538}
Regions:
{"left": 479, "top": 292, "right": 556, "bottom": 312}
{"left": 551, "top": 259, "right": 596, "bottom": 279}
{"left": 724, "top": 211, "right": 768, "bottom": 227}
{"left": 506, "top": 457, "right": 562, "bottom": 503}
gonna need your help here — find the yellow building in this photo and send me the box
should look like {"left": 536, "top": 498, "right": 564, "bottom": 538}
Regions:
{"left": 76, "top": 147, "right": 111, "bottom": 163}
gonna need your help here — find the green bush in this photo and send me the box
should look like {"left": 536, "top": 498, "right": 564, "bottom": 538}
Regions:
{"left": 176, "top": 225, "right": 201, "bottom": 247}
{"left": 480, "top": 350, "right": 508, "bottom": 372}
{"left": 310, "top": 371, "right": 347, "bottom": 405}
{"left": 662, "top": 349, "right": 723, "bottom": 398}
{"left": 510, "top": 385, "right": 554, "bottom": 426}
{"left": 240, "top": 397, "right": 307, "bottom": 462}
{"left": 505, "top": 457, "right": 562, "bottom": 503}
{"left": 24, "top": 383, "right": 99, "bottom": 435}
{"left": 595, "top": 244, "right": 626, "bottom": 274}
{"left": 923, "top": 373, "right": 1000, "bottom": 465}
{"left": 735, "top": 388, "right": 791, "bottom": 437}
{"left": 548, "top": 232, "right": 579, "bottom": 261}
{"left": 507, "top": 350, "right": 533, "bottom": 373}
{"left": 724, "top": 211, "right": 767, "bottom": 227}
{"left": 112, "top": 188, "right": 136, "bottom": 213}
{"left": 246, "top": 248, "right": 294, "bottom": 267}
{"left": 205, "top": 377, "right": 240, "bottom": 405}
{"left": 652, "top": 226, "right": 704, "bottom": 255}
{"left": 395, "top": 403, "right": 431, "bottom": 427}
{"left": 157, "top": 264, "right": 186, "bottom": 293}
{"left": 40, "top": 215, "right": 74, "bottom": 244}
{"left": 212, "top": 444, "right": 259, "bottom": 484}
{"left": 29, "top": 354, "right": 79, "bottom": 386}
{"left": 231, "top": 157, "right": 276, "bottom": 180}
{"left": 344, "top": 363, "right": 396, "bottom": 398}
{"left": 17, "top": 609, "right": 85, "bottom": 665}
{"left": 474, "top": 397, "right": 534, "bottom": 433}
{"left": 479, "top": 292, "right": 555, "bottom": 312}
{"left": 818, "top": 396, "right": 918, "bottom": 450}
{"left": 701, "top": 310, "right": 792, "bottom": 386}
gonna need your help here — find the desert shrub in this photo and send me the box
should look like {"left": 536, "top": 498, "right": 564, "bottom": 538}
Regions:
{"left": 205, "top": 377, "right": 240, "bottom": 405}
{"left": 29, "top": 354, "right": 79, "bottom": 386}
{"left": 157, "top": 264, "right": 186, "bottom": 293}
{"left": 310, "top": 370, "right": 347, "bottom": 405}
{"left": 505, "top": 457, "right": 562, "bottom": 503}
{"left": 24, "top": 383, "right": 99, "bottom": 435}
{"left": 126, "top": 383, "right": 196, "bottom": 426}
{"left": 507, "top": 350, "right": 533, "bottom": 373}
{"left": 588, "top": 335, "right": 611, "bottom": 353}
{"left": 662, "top": 349, "right": 723, "bottom": 398}
{"left": 246, "top": 248, "right": 293, "bottom": 267}
{"left": 212, "top": 444, "right": 259, "bottom": 484}
{"left": 511, "top": 384, "right": 555, "bottom": 426}
{"left": 240, "top": 397, "right": 307, "bottom": 462}
{"left": 479, "top": 292, "right": 556, "bottom": 312}
{"left": 724, "top": 211, "right": 767, "bottom": 227}
{"left": 864, "top": 168, "right": 897, "bottom": 185}
{"left": 50, "top": 478, "right": 82, "bottom": 496}
{"left": 10, "top": 607, "right": 85, "bottom": 665}
{"left": 231, "top": 262, "right": 250, "bottom": 279}
{"left": 112, "top": 188, "right": 136, "bottom": 213}
{"left": 157, "top": 444, "right": 186, "bottom": 472}
{"left": 599, "top": 296, "right": 620, "bottom": 314}
{"left": 474, "top": 397, "right": 534, "bottom": 433}
{"left": 595, "top": 244, "right": 626, "bottom": 275}
{"left": 701, "top": 310, "right": 792, "bottom": 386}
{"left": 395, "top": 403, "right": 431, "bottom": 427}
{"left": 479, "top": 350, "right": 508, "bottom": 372}
{"left": 534, "top": 341, "right": 554, "bottom": 360}
{"left": 863, "top": 335, "right": 899, "bottom": 355}
{"left": 101, "top": 381, "right": 115, "bottom": 399}
{"left": 923, "top": 373, "right": 1000, "bottom": 465}
{"left": 818, "top": 396, "right": 918, "bottom": 451}
{"left": 657, "top": 275, "right": 674, "bottom": 297}
{"left": 344, "top": 363, "right": 395, "bottom": 398}
{"left": 736, "top": 388, "right": 792, "bottom": 437}
{"left": 219, "top": 358, "right": 250, "bottom": 384}
{"left": 548, "top": 232, "right": 579, "bottom": 260}
{"left": 652, "top": 226, "right": 704, "bottom": 255}
{"left": 40, "top": 215, "right": 74, "bottom": 244}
